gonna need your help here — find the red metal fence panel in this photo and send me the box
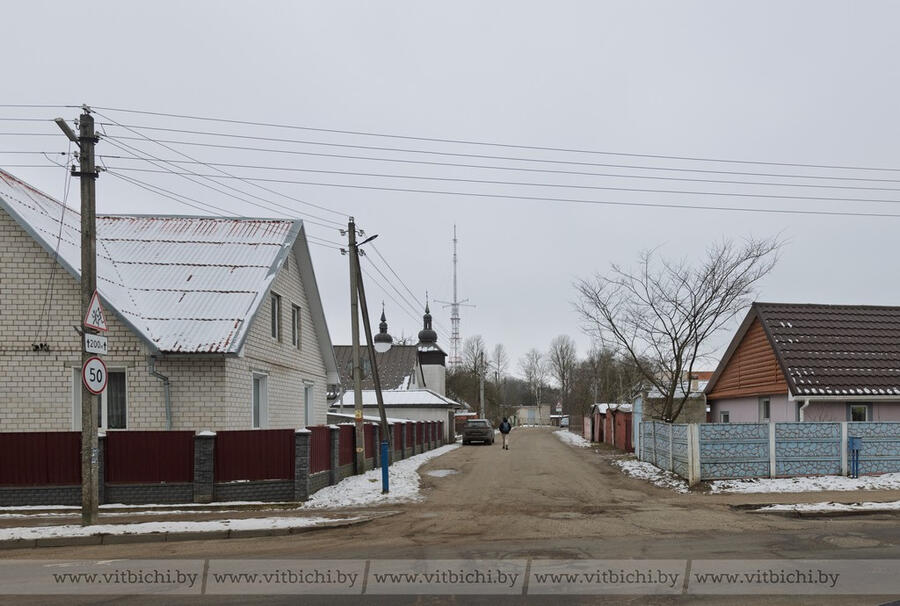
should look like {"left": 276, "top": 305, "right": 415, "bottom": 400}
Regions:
{"left": 364, "top": 424, "right": 376, "bottom": 457}
{"left": 0, "top": 432, "right": 80, "bottom": 485}
{"left": 438, "top": 421, "right": 443, "bottom": 442}
{"left": 406, "top": 422, "right": 415, "bottom": 447}
{"left": 393, "top": 424, "right": 402, "bottom": 450}
{"left": 338, "top": 425, "right": 355, "bottom": 466}
{"left": 215, "top": 429, "right": 294, "bottom": 482}
{"left": 105, "top": 431, "right": 194, "bottom": 484}
{"left": 308, "top": 426, "right": 331, "bottom": 473}
{"left": 416, "top": 422, "right": 424, "bottom": 445}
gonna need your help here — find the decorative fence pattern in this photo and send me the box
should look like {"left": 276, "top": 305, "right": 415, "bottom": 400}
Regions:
{"left": 639, "top": 420, "right": 900, "bottom": 485}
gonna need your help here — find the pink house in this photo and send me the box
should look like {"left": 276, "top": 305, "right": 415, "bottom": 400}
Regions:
{"left": 706, "top": 303, "right": 900, "bottom": 423}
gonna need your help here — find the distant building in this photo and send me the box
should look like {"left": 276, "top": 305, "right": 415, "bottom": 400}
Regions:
{"left": 514, "top": 404, "right": 551, "bottom": 426}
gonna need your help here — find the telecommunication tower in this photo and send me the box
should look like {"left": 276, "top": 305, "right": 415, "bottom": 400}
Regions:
{"left": 437, "top": 225, "right": 474, "bottom": 369}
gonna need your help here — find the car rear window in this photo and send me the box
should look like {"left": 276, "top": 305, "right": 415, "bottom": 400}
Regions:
{"left": 466, "top": 420, "right": 490, "bottom": 427}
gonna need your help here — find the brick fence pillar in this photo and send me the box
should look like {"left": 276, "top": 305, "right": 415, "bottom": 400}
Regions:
{"left": 294, "top": 429, "right": 311, "bottom": 501}
{"left": 328, "top": 425, "right": 340, "bottom": 486}
{"left": 193, "top": 431, "right": 215, "bottom": 503}
{"left": 98, "top": 433, "right": 106, "bottom": 505}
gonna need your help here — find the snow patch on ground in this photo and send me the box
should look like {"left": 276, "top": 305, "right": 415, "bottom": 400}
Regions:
{"left": 612, "top": 459, "right": 689, "bottom": 493}
{"left": 758, "top": 500, "right": 900, "bottom": 513}
{"left": 302, "top": 444, "right": 460, "bottom": 509}
{"left": 710, "top": 473, "right": 900, "bottom": 494}
{"left": 554, "top": 430, "right": 592, "bottom": 448}
{"left": 0, "top": 516, "right": 348, "bottom": 541}
{"left": 426, "top": 469, "right": 459, "bottom": 478}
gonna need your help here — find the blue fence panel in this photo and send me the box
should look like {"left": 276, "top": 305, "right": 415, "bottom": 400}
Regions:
{"left": 774, "top": 422, "right": 841, "bottom": 476}
{"left": 699, "top": 423, "right": 769, "bottom": 480}
{"left": 848, "top": 422, "right": 900, "bottom": 474}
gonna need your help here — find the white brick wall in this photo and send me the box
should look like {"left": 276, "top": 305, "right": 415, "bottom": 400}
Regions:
{"left": 0, "top": 211, "right": 329, "bottom": 431}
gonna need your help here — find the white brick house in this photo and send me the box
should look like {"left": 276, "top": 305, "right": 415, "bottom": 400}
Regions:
{"left": 0, "top": 169, "right": 339, "bottom": 431}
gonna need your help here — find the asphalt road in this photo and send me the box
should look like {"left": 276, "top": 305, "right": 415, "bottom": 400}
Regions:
{"left": 2, "top": 427, "right": 898, "bottom": 606}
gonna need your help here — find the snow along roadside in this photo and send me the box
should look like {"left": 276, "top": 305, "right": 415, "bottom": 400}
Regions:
{"left": 612, "top": 459, "right": 689, "bottom": 493}
{"left": 553, "top": 430, "right": 592, "bottom": 448}
{"left": 756, "top": 500, "right": 900, "bottom": 513}
{"left": 302, "top": 443, "right": 461, "bottom": 509}
{"left": 710, "top": 473, "right": 900, "bottom": 494}
{"left": 0, "top": 516, "right": 352, "bottom": 542}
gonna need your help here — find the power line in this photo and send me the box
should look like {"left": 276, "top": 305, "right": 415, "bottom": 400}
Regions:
{"left": 92, "top": 105, "right": 900, "bottom": 173}
{"left": 94, "top": 112, "right": 348, "bottom": 224}
{"left": 101, "top": 165, "right": 900, "bottom": 207}
{"left": 96, "top": 152, "right": 900, "bottom": 192}
{"left": 101, "top": 137, "right": 342, "bottom": 229}
{"left": 101, "top": 165, "right": 900, "bottom": 218}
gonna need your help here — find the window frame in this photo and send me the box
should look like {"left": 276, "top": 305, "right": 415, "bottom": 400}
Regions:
{"left": 270, "top": 292, "right": 282, "bottom": 342}
{"left": 72, "top": 367, "right": 128, "bottom": 430}
{"left": 848, "top": 403, "right": 872, "bottom": 422}
{"left": 303, "top": 382, "right": 314, "bottom": 425}
{"left": 719, "top": 410, "right": 730, "bottom": 423}
{"left": 759, "top": 397, "right": 771, "bottom": 422}
{"left": 251, "top": 372, "right": 269, "bottom": 429}
{"left": 291, "top": 304, "right": 302, "bottom": 349}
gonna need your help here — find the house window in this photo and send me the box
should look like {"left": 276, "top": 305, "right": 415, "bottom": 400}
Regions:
{"left": 291, "top": 305, "right": 301, "bottom": 349}
{"left": 759, "top": 397, "right": 771, "bottom": 422}
{"left": 73, "top": 368, "right": 127, "bottom": 430}
{"left": 849, "top": 404, "right": 871, "bottom": 422}
{"left": 270, "top": 293, "right": 282, "bottom": 341}
{"left": 252, "top": 373, "right": 268, "bottom": 428}
{"left": 303, "top": 383, "right": 314, "bottom": 425}
{"left": 719, "top": 411, "right": 730, "bottom": 423}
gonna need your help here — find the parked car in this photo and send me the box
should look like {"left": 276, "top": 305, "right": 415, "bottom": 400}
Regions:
{"left": 462, "top": 419, "right": 494, "bottom": 445}
{"left": 560, "top": 416, "right": 570, "bottom": 428}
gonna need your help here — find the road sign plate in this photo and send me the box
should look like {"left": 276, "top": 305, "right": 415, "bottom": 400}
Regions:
{"left": 82, "top": 356, "right": 108, "bottom": 395}
{"left": 84, "top": 291, "right": 108, "bottom": 332}
{"left": 84, "top": 333, "right": 108, "bottom": 355}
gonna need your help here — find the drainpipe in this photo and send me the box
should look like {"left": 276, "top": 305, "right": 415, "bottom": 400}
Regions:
{"left": 149, "top": 356, "right": 172, "bottom": 430}
{"left": 799, "top": 398, "right": 811, "bottom": 422}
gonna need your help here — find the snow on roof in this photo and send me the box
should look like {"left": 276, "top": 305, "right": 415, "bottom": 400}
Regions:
{"left": 0, "top": 169, "right": 325, "bottom": 356}
{"left": 591, "top": 403, "right": 633, "bottom": 414}
{"left": 335, "top": 388, "right": 463, "bottom": 408}
{"left": 327, "top": 412, "right": 414, "bottom": 424}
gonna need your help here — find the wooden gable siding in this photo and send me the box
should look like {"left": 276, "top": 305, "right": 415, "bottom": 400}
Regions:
{"left": 707, "top": 318, "right": 788, "bottom": 399}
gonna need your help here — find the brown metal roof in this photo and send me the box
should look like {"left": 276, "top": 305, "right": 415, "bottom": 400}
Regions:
{"left": 333, "top": 345, "right": 419, "bottom": 390}
{"left": 735, "top": 303, "right": 900, "bottom": 397}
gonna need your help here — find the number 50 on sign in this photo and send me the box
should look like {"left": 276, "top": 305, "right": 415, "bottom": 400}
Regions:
{"left": 82, "top": 356, "right": 108, "bottom": 395}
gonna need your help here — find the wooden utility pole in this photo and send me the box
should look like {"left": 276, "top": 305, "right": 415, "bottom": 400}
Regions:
{"left": 347, "top": 218, "right": 366, "bottom": 473}
{"left": 77, "top": 110, "right": 100, "bottom": 526}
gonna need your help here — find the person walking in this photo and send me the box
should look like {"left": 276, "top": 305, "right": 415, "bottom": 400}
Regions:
{"left": 499, "top": 417, "right": 512, "bottom": 450}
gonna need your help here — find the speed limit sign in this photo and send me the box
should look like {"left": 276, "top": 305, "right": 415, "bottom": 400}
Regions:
{"left": 82, "top": 356, "right": 108, "bottom": 395}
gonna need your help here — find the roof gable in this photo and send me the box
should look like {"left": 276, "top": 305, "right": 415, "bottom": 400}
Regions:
{"left": 706, "top": 314, "right": 788, "bottom": 399}
{"left": 333, "top": 344, "right": 419, "bottom": 390}
{"left": 0, "top": 169, "right": 333, "bottom": 360}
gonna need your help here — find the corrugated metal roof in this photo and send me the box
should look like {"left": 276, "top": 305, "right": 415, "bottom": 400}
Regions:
{"left": 0, "top": 169, "right": 297, "bottom": 354}
{"left": 336, "top": 389, "right": 463, "bottom": 408}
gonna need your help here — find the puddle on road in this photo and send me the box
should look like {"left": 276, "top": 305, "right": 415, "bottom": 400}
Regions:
{"left": 426, "top": 469, "right": 459, "bottom": 478}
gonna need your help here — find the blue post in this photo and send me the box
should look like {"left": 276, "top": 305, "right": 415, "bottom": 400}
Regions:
{"left": 381, "top": 440, "right": 389, "bottom": 493}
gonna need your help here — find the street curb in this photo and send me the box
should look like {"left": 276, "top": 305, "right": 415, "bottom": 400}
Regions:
{"left": 0, "top": 512, "right": 393, "bottom": 551}
{"left": 0, "top": 502, "right": 310, "bottom": 516}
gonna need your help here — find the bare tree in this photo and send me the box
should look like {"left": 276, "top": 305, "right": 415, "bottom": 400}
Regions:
{"left": 518, "top": 348, "right": 548, "bottom": 405}
{"left": 575, "top": 236, "right": 782, "bottom": 422}
{"left": 490, "top": 343, "right": 509, "bottom": 385}
{"left": 547, "top": 335, "right": 577, "bottom": 415}
{"left": 462, "top": 335, "right": 488, "bottom": 377}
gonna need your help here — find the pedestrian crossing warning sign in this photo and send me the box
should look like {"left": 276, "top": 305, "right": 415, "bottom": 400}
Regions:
{"left": 84, "top": 291, "right": 108, "bottom": 332}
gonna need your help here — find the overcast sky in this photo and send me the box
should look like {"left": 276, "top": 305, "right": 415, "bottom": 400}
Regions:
{"left": 4, "top": 1, "right": 900, "bottom": 377}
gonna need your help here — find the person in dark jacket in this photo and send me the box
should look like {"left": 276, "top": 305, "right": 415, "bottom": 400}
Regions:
{"left": 499, "top": 417, "right": 512, "bottom": 450}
